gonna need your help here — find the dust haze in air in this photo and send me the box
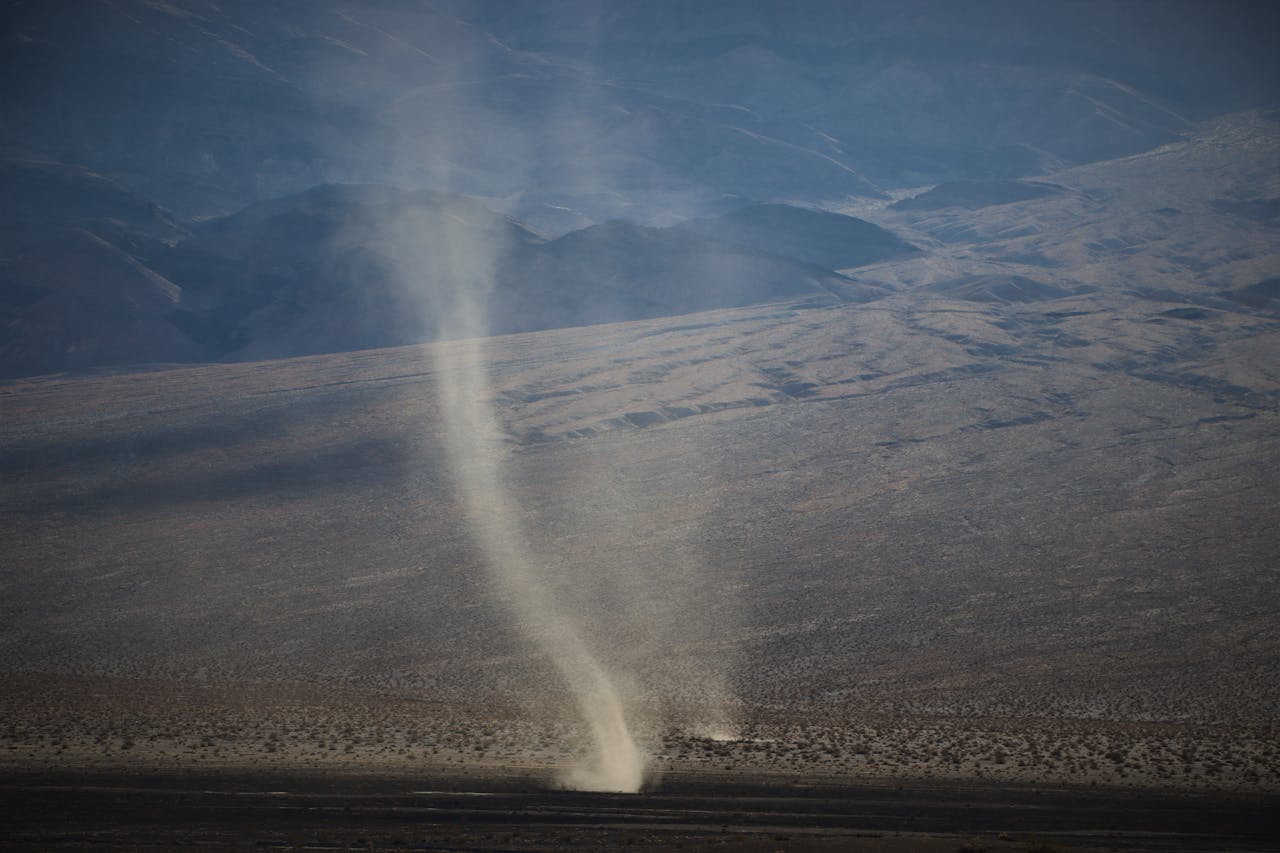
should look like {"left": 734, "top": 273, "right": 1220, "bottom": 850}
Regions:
{"left": 352, "top": 4, "right": 739, "bottom": 792}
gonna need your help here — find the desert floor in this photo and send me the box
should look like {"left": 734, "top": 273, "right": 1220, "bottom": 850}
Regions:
{"left": 3, "top": 674, "right": 1278, "bottom": 851}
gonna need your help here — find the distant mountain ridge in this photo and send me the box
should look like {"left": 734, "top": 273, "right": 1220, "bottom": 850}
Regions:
{"left": 0, "top": 181, "right": 899, "bottom": 377}
{"left": 674, "top": 203, "right": 917, "bottom": 270}
{"left": 3, "top": 1, "right": 1274, "bottom": 225}
{"left": 5, "top": 107, "right": 1280, "bottom": 379}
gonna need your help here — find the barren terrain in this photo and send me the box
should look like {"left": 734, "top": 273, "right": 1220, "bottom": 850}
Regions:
{"left": 2, "top": 113, "right": 1278, "bottom": 848}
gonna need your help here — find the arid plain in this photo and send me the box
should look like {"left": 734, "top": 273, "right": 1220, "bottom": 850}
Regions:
{"left": 3, "top": 114, "right": 1279, "bottom": 848}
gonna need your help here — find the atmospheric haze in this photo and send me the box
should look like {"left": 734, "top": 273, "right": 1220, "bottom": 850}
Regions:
{"left": 375, "top": 34, "right": 736, "bottom": 791}
{"left": 384, "top": 206, "right": 644, "bottom": 791}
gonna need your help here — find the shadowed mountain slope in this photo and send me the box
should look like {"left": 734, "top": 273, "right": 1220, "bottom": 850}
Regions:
{"left": 164, "top": 185, "right": 543, "bottom": 361}
{"left": 0, "top": 228, "right": 201, "bottom": 377}
{"left": 170, "top": 187, "right": 871, "bottom": 360}
{"left": 0, "top": 160, "right": 182, "bottom": 242}
{"left": 0, "top": 182, "right": 891, "bottom": 375}
{"left": 0, "top": 160, "right": 199, "bottom": 377}
{"left": 4, "top": 1, "right": 1275, "bottom": 224}
{"left": 673, "top": 203, "right": 918, "bottom": 271}
{"left": 496, "top": 218, "right": 871, "bottom": 334}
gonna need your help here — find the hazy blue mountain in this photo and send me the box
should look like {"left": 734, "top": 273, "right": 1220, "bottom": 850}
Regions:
{"left": 173, "top": 187, "right": 871, "bottom": 360}
{"left": 4, "top": 0, "right": 1274, "bottom": 223}
{"left": 0, "top": 227, "right": 201, "bottom": 378}
{"left": 0, "top": 160, "right": 197, "bottom": 377}
{"left": 159, "top": 185, "right": 544, "bottom": 361}
{"left": 0, "top": 160, "right": 182, "bottom": 241}
{"left": 463, "top": 0, "right": 1279, "bottom": 184}
{"left": 496, "top": 218, "right": 873, "bottom": 335}
{"left": 673, "top": 203, "right": 917, "bottom": 270}
{"left": 0, "top": 182, "right": 882, "bottom": 375}
{"left": 1, "top": 1, "right": 1277, "bottom": 377}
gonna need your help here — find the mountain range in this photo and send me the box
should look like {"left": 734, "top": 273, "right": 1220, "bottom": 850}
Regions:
{"left": 4, "top": 0, "right": 1276, "bottom": 225}
{"left": 0, "top": 173, "right": 912, "bottom": 376}
{"left": 3, "top": 1, "right": 1277, "bottom": 378}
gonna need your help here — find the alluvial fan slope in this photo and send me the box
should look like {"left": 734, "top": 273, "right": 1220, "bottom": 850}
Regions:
{"left": 2, "top": 284, "right": 1277, "bottom": 721}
